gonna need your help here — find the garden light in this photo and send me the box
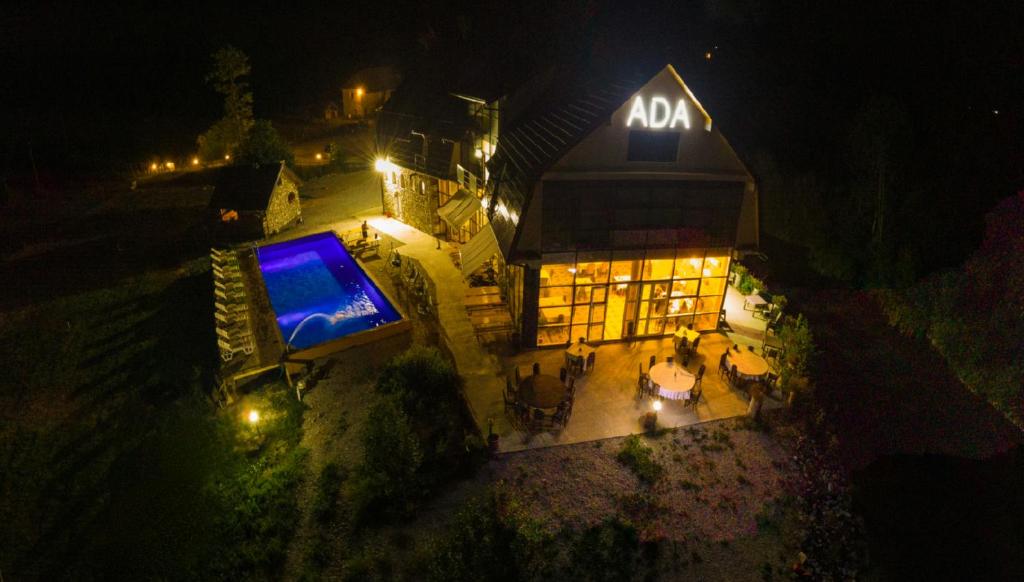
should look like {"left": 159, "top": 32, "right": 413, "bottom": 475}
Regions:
{"left": 248, "top": 410, "right": 260, "bottom": 424}
{"left": 652, "top": 400, "right": 663, "bottom": 412}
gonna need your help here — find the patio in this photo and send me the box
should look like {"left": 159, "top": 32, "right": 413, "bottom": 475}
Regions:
{"left": 494, "top": 332, "right": 781, "bottom": 452}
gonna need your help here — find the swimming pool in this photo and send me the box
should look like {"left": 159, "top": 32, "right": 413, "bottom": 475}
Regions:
{"left": 255, "top": 232, "right": 403, "bottom": 351}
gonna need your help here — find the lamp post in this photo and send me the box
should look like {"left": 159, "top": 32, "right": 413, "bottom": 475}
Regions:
{"left": 248, "top": 409, "right": 261, "bottom": 436}
{"left": 374, "top": 157, "right": 395, "bottom": 215}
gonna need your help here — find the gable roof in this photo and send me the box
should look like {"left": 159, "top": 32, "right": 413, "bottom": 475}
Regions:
{"left": 209, "top": 162, "right": 299, "bottom": 211}
{"left": 484, "top": 66, "right": 654, "bottom": 258}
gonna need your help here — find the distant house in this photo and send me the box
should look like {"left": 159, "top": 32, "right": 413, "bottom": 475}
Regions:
{"left": 210, "top": 161, "right": 302, "bottom": 239}
{"left": 341, "top": 66, "right": 401, "bottom": 119}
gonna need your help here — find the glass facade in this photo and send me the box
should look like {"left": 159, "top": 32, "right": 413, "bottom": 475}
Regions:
{"left": 536, "top": 247, "right": 731, "bottom": 346}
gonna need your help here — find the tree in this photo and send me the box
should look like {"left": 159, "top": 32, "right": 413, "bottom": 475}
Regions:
{"left": 198, "top": 46, "right": 254, "bottom": 157}
{"left": 352, "top": 397, "right": 422, "bottom": 519}
{"left": 234, "top": 120, "right": 294, "bottom": 166}
{"left": 779, "top": 313, "right": 814, "bottom": 406}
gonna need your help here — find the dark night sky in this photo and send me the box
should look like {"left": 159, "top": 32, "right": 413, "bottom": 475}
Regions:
{"left": 1, "top": 0, "right": 1021, "bottom": 186}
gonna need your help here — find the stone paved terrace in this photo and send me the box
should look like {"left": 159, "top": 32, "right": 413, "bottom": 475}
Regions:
{"left": 499, "top": 332, "right": 780, "bottom": 451}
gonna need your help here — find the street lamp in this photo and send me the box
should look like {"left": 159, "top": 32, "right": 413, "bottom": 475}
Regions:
{"left": 374, "top": 157, "right": 396, "bottom": 213}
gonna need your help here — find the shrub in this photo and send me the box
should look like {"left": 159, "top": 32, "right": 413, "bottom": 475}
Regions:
{"left": 351, "top": 397, "right": 423, "bottom": 520}
{"left": 568, "top": 518, "right": 641, "bottom": 582}
{"left": 616, "top": 435, "right": 664, "bottom": 484}
{"left": 375, "top": 346, "right": 482, "bottom": 485}
{"left": 376, "top": 346, "right": 462, "bottom": 416}
{"left": 422, "top": 489, "right": 555, "bottom": 582}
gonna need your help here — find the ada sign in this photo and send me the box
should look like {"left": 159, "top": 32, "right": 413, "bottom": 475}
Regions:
{"left": 625, "top": 96, "right": 691, "bottom": 130}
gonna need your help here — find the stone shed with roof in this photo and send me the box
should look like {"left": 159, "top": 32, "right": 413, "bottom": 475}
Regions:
{"left": 209, "top": 161, "right": 302, "bottom": 239}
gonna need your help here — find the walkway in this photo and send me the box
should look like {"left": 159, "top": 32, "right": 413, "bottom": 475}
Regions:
{"left": 363, "top": 218, "right": 509, "bottom": 435}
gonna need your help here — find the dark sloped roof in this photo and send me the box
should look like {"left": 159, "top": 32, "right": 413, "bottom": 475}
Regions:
{"left": 376, "top": 70, "right": 472, "bottom": 180}
{"left": 209, "top": 162, "right": 291, "bottom": 211}
{"left": 486, "top": 68, "right": 652, "bottom": 258}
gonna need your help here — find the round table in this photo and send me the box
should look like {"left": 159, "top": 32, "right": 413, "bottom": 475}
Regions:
{"left": 648, "top": 362, "right": 696, "bottom": 400}
{"left": 519, "top": 374, "right": 566, "bottom": 409}
{"left": 727, "top": 350, "right": 770, "bottom": 380}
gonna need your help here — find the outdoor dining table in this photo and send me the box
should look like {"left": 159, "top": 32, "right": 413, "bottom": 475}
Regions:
{"left": 564, "top": 342, "right": 598, "bottom": 372}
{"left": 743, "top": 293, "right": 768, "bottom": 311}
{"left": 518, "top": 374, "right": 567, "bottom": 409}
{"left": 672, "top": 326, "right": 700, "bottom": 351}
{"left": 648, "top": 361, "right": 696, "bottom": 400}
{"left": 727, "top": 349, "right": 771, "bottom": 381}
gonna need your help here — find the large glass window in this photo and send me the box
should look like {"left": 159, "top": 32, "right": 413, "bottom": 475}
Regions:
{"left": 536, "top": 246, "right": 733, "bottom": 345}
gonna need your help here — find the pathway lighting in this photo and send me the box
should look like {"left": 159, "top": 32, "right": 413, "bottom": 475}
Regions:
{"left": 248, "top": 410, "right": 260, "bottom": 424}
{"left": 192, "top": 157, "right": 200, "bottom": 166}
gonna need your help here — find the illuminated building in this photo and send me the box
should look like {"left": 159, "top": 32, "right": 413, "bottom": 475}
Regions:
{"left": 380, "top": 64, "right": 757, "bottom": 347}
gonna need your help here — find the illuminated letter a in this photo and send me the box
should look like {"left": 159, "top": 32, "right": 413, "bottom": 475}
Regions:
{"left": 626, "top": 96, "right": 647, "bottom": 128}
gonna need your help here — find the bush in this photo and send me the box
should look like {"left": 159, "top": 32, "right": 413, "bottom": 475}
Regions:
{"left": 376, "top": 346, "right": 462, "bottom": 416}
{"left": 422, "top": 489, "right": 555, "bottom": 582}
{"left": 375, "top": 346, "right": 482, "bottom": 483}
{"left": 351, "top": 397, "right": 423, "bottom": 520}
{"left": 568, "top": 518, "right": 641, "bottom": 582}
{"left": 616, "top": 435, "right": 664, "bottom": 484}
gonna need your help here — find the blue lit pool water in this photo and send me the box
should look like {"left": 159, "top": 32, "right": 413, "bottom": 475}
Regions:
{"left": 255, "top": 232, "right": 402, "bottom": 350}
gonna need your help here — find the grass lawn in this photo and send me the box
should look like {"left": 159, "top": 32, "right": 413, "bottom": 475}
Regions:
{"left": 0, "top": 182, "right": 312, "bottom": 579}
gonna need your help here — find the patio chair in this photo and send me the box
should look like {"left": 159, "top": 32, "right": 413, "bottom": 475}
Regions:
{"left": 532, "top": 362, "right": 541, "bottom": 375}
{"left": 559, "top": 367, "right": 567, "bottom": 383}
{"left": 215, "top": 300, "right": 247, "bottom": 313}
{"left": 503, "top": 381, "right": 516, "bottom": 415}
{"left": 214, "top": 280, "right": 244, "bottom": 293}
{"left": 217, "top": 335, "right": 254, "bottom": 361}
{"left": 696, "top": 364, "right": 706, "bottom": 384}
{"left": 649, "top": 354, "right": 656, "bottom": 371}
{"left": 765, "top": 372, "right": 779, "bottom": 396}
{"left": 215, "top": 311, "right": 247, "bottom": 326}
{"left": 729, "top": 364, "right": 739, "bottom": 387}
{"left": 718, "top": 351, "right": 729, "bottom": 376}
{"left": 566, "top": 376, "right": 576, "bottom": 400}
{"left": 212, "top": 253, "right": 239, "bottom": 266}
{"left": 677, "top": 336, "right": 688, "bottom": 353}
{"left": 214, "top": 288, "right": 245, "bottom": 302}
{"left": 690, "top": 335, "right": 701, "bottom": 356}
{"left": 532, "top": 408, "right": 548, "bottom": 430}
{"left": 586, "top": 351, "right": 596, "bottom": 372}
{"left": 747, "top": 345, "right": 755, "bottom": 352}
{"left": 667, "top": 355, "right": 674, "bottom": 365}
{"left": 689, "top": 385, "right": 703, "bottom": 408}
{"left": 552, "top": 402, "right": 569, "bottom": 428}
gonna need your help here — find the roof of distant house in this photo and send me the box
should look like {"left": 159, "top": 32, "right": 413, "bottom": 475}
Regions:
{"left": 209, "top": 161, "right": 300, "bottom": 211}
{"left": 343, "top": 66, "right": 402, "bottom": 92}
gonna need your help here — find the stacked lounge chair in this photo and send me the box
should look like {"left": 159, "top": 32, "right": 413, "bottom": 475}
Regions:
{"left": 211, "top": 248, "right": 254, "bottom": 361}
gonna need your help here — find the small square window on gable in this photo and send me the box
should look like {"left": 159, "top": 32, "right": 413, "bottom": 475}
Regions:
{"left": 626, "top": 131, "right": 680, "bottom": 162}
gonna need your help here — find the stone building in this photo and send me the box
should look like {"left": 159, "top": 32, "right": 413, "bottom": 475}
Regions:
{"left": 375, "top": 66, "right": 502, "bottom": 248}
{"left": 209, "top": 161, "right": 302, "bottom": 240}
{"left": 342, "top": 66, "right": 401, "bottom": 119}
